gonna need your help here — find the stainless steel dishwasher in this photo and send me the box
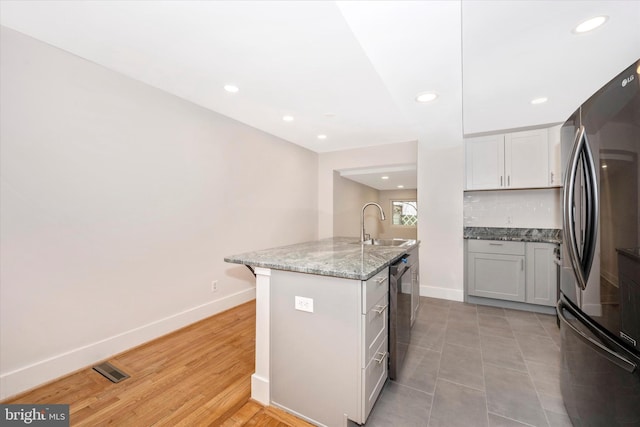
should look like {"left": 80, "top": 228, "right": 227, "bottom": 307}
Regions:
{"left": 389, "top": 254, "right": 411, "bottom": 380}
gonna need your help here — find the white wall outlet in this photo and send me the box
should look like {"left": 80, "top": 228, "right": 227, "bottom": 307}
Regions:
{"left": 211, "top": 280, "right": 218, "bottom": 292}
{"left": 294, "top": 296, "right": 314, "bottom": 313}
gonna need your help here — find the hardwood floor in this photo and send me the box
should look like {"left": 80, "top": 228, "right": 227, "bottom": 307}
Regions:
{"left": 3, "top": 300, "right": 312, "bottom": 426}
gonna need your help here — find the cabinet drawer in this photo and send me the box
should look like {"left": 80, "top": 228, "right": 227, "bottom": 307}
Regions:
{"left": 363, "top": 293, "right": 388, "bottom": 364}
{"left": 468, "top": 240, "right": 525, "bottom": 255}
{"left": 363, "top": 269, "right": 389, "bottom": 314}
{"left": 363, "top": 337, "right": 388, "bottom": 421}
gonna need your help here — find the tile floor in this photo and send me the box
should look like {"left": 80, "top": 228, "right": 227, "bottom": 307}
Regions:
{"left": 365, "top": 297, "right": 572, "bottom": 427}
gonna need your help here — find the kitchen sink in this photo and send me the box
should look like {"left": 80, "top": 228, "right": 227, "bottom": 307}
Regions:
{"left": 356, "top": 238, "right": 415, "bottom": 247}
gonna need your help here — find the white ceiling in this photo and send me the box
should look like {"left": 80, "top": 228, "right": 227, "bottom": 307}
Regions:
{"left": 339, "top": 164, "right": 418, "bottom": 191}
{"left": 1, "top": 1, "right": 638, "bottom": 174}
{"left": 462, "top": 1, "right": 640, "bottom": 134}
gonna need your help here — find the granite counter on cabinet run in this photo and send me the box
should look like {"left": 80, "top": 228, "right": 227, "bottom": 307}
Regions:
{"left": 464, "top": 227, "right": 562, "bottom": 244}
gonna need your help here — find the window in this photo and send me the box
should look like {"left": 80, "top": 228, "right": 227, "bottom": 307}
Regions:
{"left": 391, "top": 201, "right": 417, "bottom": 227}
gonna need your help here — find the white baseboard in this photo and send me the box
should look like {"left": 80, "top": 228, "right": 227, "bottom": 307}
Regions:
{"left": 420, "top": 285, "right": 464, "bottom": 302}
{"left": 0, "top": 288, "right": 256, "bottom": 400}
{"left": 251, "top": 373, "right": 270, "bottom": 405}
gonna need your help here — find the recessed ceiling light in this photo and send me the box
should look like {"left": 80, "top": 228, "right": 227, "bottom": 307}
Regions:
{"left": 602, "top": 164, "right": 608, "bottom": 169}
{"left": 224, "top": 84, "right": 239, "bottom": 93}
{"left": 397, "top": 185, "right": 404, "bottom": 189}
{"left": 415, "top": 92, "right": 438, "bottom": 103}
{"left": 531, "top": 97, "right": 548, "bottom": 105}
{"left": 282, "top": 115, "right": 294, "bottom": 122}
{"left": 317, "top": 134, "right": 327, "bottom": 140}
{"left": 381, "top": 176, "right": 389, "bottom": 180}
{"left": 573, "top": 16, "right": 608, "bottom": 34}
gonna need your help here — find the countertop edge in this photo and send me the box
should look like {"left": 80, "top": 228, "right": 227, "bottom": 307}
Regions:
{"left": 463, "top": 236, "right": 562, "bottom": 244}
{"left": 463, "top": 227, "right": 562, "bottom": 244}
{"left": 225, "top": 239, "right": 419, "bottom": 281}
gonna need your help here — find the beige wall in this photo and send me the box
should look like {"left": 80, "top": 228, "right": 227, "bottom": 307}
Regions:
{"left": 418, "top": 141, "right": 464, "bottom": 301}
{"left": 332, "top": 172, "right": 380, "bottom": 238}
{"left": 333, "top": 178, "right": 417, "bottom": 240}
{"left": 0, "top": 27, "right": 318, "bottom": 399}
{"left": 318, "top": 141, "right": 418, "bottom": 238}
{"left": 378, "top": 189, "right": 418, "bottom": 240}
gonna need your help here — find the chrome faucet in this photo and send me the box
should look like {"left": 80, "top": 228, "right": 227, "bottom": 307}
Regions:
{"left": 361, "top": 202, "right": 386, "bottom": 242}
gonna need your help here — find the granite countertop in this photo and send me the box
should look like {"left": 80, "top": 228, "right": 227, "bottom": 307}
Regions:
{"left": 224, "top": 237, "right": 418, "bottom": 281}
{"left": 464, "top": 227, "right": 562, "bottom": 244}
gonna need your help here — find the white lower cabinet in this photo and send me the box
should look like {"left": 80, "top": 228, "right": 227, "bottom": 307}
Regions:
{"left": 363, "top": 336, "right": 388, "bottom": 418}
{"left": 270, "top": 268, "right": 388, "bottom": 427}
{"left": 525, "top": 242, "right": 558, "bottom": 306}
{"left": 467, "top": 240, "right": 526, "bottom": 302}
{"left": 467, "top": 240, "right": 557, "bottom": 307}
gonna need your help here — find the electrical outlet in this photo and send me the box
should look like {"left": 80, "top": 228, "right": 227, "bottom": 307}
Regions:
{"left": 294, "top": 296, "right": 314, "bottom": 313}
{"left": 211, "top": 280, "right": 218, "bottom": 292}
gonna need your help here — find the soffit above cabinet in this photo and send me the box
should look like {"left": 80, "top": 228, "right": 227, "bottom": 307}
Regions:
{"left": 1, "top": 1, "right": 638, "bottom": 152}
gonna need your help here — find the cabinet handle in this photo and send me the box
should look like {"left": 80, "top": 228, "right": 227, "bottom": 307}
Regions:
{"left": 376, "top": 277, "right": 387, "bottom": 285}
{"left": 508, "top": 175, "right": 511, "bottom": 186}
{"left": 521, "top": 259, "right": 524, "bottom": 271}
{"left": 373, "top": 304, "right": 388, "bottom": 315}
{"left": 500, "top": 176, "right": 503, "bottom": 187}
{"left": 550, "top": 171, "right": 555, "bottom": 184}
{"left": 373, "top": 352, "right": 388, "bottom": 364}
{"left": 489, "top": 243, "right": 503, "bottom": 246}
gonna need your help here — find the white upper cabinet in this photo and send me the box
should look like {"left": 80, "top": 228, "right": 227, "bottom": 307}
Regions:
{"left": 465, "top": 134, "right": 505, "bottom": 190}
{"left": 504, "top": 129, "right": 549, "bottom": 189}
{"left": 547, "top": 124, "right": 562, "bottom": 187}
{"left": 465, "top": 128, "right": 552, "bottom": 190}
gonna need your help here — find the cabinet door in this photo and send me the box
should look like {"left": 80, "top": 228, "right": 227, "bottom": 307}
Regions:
{"left": 525, "top": 243, "right": 557, "bottom": 306}
{"left": 504, "top": 129, "right": 549, "bottom": 189}
{"left": 363, "top": 337, "right": 388, "bottom": 421}
{"left": 548, "top": 125, "right": 562, "bottom": 187}
{"left": 468, "top": 253, "right": 526, "bottom": 302}
{"left": 465, "top": 134, "right": 505, "bottom": 190}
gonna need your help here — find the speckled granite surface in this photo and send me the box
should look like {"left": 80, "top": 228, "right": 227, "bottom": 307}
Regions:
{"left": 464, "top": 227, "right": 562, "bottom": 244}
{"left": 224, "top": 237, "right": 418, "bottom": 281}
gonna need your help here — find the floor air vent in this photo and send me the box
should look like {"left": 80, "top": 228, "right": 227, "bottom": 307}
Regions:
{"left": 93, "top": 362, "right": 130, "bottom": 383}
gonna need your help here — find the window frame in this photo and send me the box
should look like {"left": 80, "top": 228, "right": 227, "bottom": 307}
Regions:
{"left": 390, "top": 199, "right": 417, "bottom": 228}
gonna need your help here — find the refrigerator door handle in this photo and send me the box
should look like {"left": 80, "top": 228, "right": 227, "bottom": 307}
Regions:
{"left": 557, "top": 298, "right": 636, "bottom": 373}
{"left": 562, "top": 125, "right": 598, "bottom": 290}
{"left": 563, "top": 126, "right": 588, "bottom": 290}
{"left": 580, "top": 131, "right": 599, "bottom": 280}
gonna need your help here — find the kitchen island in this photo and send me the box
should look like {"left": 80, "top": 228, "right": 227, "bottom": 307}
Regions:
{"left": 225, "top": 237, "right": 418, "bottom": 427}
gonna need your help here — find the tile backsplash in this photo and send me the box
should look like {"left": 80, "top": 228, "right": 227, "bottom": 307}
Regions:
{"left": 463, "top": 188, "right": 561, "bottom": 228}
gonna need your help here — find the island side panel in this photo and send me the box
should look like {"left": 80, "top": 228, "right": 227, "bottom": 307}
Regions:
{"left": 270, "top": 269, "right": 361, "bottom": 427}
{"left": 252, "top": 267, "right": 272, "bottom": 404}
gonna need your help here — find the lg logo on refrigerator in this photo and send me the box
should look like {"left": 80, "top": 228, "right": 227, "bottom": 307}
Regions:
{"left": 621, "top": 74, "right": 635, "bottom": 87}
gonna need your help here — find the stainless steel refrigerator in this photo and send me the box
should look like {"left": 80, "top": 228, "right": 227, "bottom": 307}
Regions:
{"left": 558, "top": 59, "right": 640, "bottom": 425}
